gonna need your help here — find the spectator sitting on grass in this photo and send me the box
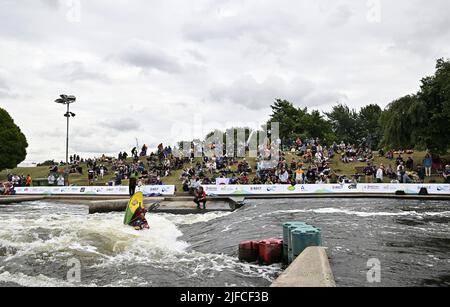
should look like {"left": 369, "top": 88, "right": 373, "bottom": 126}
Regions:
{"left": 57, "top": 175, "right": 65, "bottom": 186}
{"left": 417, "top": 165, "right": 426, "bottom": 183}
{"left": 48, "top": 174, "right": 56, "bottom": 186}
{"left": 443, "top": 165, "right": 450, "bottom": 183}
{"left": 277, "top": 168, "right": 289, "bottom": 184}
{"left": 405, "top": 157, "right": 414, "bottom": 171}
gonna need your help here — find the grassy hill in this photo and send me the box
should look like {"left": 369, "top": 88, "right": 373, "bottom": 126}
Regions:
{"left": 1, "top": 151, "right": 447, "bottom": 191}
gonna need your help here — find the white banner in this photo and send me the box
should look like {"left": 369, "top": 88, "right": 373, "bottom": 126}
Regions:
{"left": 202, "top": 184, "right": 450, "bottom": 196}
{"left": 215, "top": 178, "right": 230, "bottom": 185}
{"left": 14, "top": 185, "right": 176, "bottom": 196}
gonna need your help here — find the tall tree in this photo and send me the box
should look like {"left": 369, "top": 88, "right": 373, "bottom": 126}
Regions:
{"left": 358, "top": 104, "right": 382, "bottom": 149}
{"left": 379, "top": 58, "right": 450, "bottom": 153}
{"left": 268, "top": 99, "right": 301, "bottom": 142}
{"left": 379, "top": 95, "right": 426, "bottom": 150}
{"left": 268, "top": 99, "right": 335, "bottom": 142}
{"left": 301, "top": 110, "right": 334, "bottom": 142}
{"left": 325, "top": 104, "right": 360, "bottom": 144}
{"left": 418, "top": 58, "right": 450, "bottom": 153}
{"left": 0, "top": 107, "right": 28, "bottom": 171}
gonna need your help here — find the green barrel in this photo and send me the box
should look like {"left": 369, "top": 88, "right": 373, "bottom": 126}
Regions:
{"left": 283, "top": 244, "right": 289, "bottom": 264}
{"left": 283, "top": 222, "right": 307, "bottom": 244}
{"left": 287, "top": 224, "right": 305, "bottom": 263}
{"left": 283, "top": 221, "right": 322, "bottom": 264}
{"left": 290, "top": 228, "right": 322, "bottom": 259}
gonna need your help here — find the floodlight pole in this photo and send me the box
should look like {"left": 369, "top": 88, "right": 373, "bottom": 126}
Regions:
{"left": 56, "top": 95, "right": 76, "bottom": 186}
{"left": 66, "top": 102, "right": 70, "bottom": 170}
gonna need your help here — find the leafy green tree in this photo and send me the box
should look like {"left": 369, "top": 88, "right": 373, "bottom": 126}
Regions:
{"left": 379, "top": 58, "right": 450, "bottom": 153}
{"left": 358, "top": 104, "right": 382, "bottom": 149}
{"left": 379, "top": 95, "right": 427, "bottom": 150}
{"left": 325, "top": 104, "right": 360, "bottom": 144}
{"left": 268, "top": 99, "right": 334, "bottom": 143}
{"left": 268, "top": 99, "right": 301, "bottom": 142}
{"left": 0, "top": 107, "right": 28, "bottom": 171}
{"left": 417, "top": 58, "right": 450, "bottom": 153}
{"left": 301, "top": 110, "right": 334, "bottom": 142}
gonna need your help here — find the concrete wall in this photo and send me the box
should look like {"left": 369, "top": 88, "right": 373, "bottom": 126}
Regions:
{"left": 271, "top": 247, "right": 336, "bottom": 287}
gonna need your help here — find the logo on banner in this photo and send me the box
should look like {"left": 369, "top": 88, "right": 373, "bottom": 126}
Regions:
{"left": 161, "top": 186, "right": 173, "bottom": 193}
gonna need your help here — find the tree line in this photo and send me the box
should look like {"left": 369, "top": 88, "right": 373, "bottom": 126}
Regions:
{"left": 267, "top": 58, "right": 450, "bottom": 154}
{"left": 196, "top": 59, "right": 449, "bottom": 155}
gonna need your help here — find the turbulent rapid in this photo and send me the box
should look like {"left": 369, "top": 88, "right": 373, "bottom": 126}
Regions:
{"left": 0, "top": 202, "right": 280, "bottom": 287}
{"left": 0, "top": 198, "right": 449, "bottom": 287}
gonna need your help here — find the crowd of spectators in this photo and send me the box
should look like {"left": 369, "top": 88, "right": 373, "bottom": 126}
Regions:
{"left": 0, "top": 173, "right": 33, "bottom": 195}
{"left": 1, "top": 139, "right": 449, "bottom": 194}
{"left": 179, "top": 137, "right": 450, "bottom": 190}
{"left": 89, "top": 145, "right": 189, "bottom": 186}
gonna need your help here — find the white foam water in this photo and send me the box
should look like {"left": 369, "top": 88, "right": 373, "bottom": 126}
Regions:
{"left": 267, "top": 208, "right": 450, "bottom": 218}
{"left": 0, "top": 202, "right": 279, "bottom": 287}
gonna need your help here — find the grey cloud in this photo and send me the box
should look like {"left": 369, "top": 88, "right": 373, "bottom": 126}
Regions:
{"left": 71, "top": 140, "right": 122, "bottom": 155}
{"left": 102, "top": 117, "right": 141, "bottom": 132}
{"left": 0, "top": 90, "right": 12, "bottom": 98}
{"left": 41, "top": 61, "right": 109, "bottom": 82}
{"left": 210, "top": 75, "right": 343, "bottom": 110}
{"left": 0, "top": 78, "right": 9, "bottom": 91}
{"left": 0, "top": 78, "right": 17, "bottom": 99}
{"left": 40, "top": 0, "right": 60, "bottom": 9}
{"left": 115, "top": 41, "right": 184, "bottom": 74}
{"left": 361, "top": 0, "right": 450, "bottom": 57}
{"left": 326, "top": 5, "right": 353, "bottom": 27}
{"left": 186, "top": 49, "right": 207, "bottom": 63}
{"left": 184, "top": 17, "right": 257, "bottom": 42}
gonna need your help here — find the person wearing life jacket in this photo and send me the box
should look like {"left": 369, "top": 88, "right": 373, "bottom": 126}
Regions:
{"left": 129, "top": 207, "right": 149, "bottom": 230}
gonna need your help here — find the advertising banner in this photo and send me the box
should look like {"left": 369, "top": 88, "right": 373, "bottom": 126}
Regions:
{"left": 202, "top": 184, "right": 450, "bottom": 196}
{"left": 14, "top": 185, "right": 176, "bottom": 196}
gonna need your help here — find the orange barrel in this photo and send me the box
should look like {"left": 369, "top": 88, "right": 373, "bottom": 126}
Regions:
{"left": 258, "top": 239, "right": 283, "bottom": 265}
{"left": 238, "top": 241, "right": 260, "bottom": 262}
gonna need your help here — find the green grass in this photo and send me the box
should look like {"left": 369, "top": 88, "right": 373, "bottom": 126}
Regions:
{"left": 1, "top": 151, "right": 447, "bottom": 188}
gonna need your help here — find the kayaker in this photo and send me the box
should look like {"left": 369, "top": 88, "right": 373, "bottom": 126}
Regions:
{"left": 129, "top": 207, "right": 149, "bottom": 230}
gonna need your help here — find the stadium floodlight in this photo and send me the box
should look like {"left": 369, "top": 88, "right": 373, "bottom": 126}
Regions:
{"left": 55, "top": 94, "right": 77, "bottom": 186}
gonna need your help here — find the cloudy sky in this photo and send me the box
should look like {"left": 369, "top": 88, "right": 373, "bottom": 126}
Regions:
{"left": 0, "top": 0, "right": 449, "bottom": 162}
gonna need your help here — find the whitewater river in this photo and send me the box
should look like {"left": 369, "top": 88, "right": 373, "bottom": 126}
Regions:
{"left": 0, "top": 198, "right": 449, "bottom": 287}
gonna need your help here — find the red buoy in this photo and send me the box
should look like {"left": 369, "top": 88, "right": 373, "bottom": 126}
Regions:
{"left": 258, "top": 239, "right": 283, "bottom": 265}
{"left": 238, "top": 241, "right": 260, "bottom": 263}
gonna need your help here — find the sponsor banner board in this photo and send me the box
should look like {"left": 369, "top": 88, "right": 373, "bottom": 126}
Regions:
{"left": 14, "top": 185, "right": 175, "bottom": 196}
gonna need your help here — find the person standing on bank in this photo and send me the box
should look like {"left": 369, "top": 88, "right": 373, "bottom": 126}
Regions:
{"left": 364, "top": 162, "right": 375, "bottom": 183}
{"left": 423, "top": 153, "right": 433, "bottom": 177}
{"left": 194, "top": 187, "right": 207, "bottom": 210}
{"left": 129, "top": 171, "right": 138, "bottom": 197}
{"left": 376, "top": 164, "right": 384, "bottom": 183}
